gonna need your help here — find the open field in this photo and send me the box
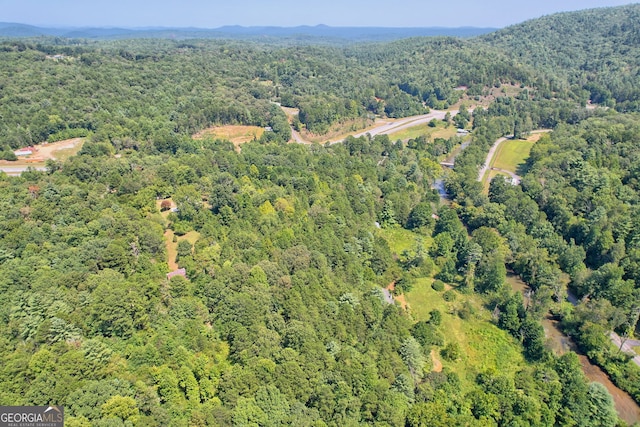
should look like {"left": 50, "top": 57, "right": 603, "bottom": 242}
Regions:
{"left": 376, "top": 226, "right": 431, "bottom": 257}
{"left": 406, "top": 279, "right": 525, "bottom": 392}
{"left": 452, "top": 84, "right": 527, "bottom": 110}
{"left": 480, "top": 130, "right": 550, "bottom": 191}
{"left": 192, "top": 125, "right": 265, "bottom": 150}
{"left": 298, "top": 118, "right": 377, "bottom": 144}
{"left": 280, "top": 106, "right": 300, "bottom": 117}
{"left": 387, "top": 122, "right": 458, "bottom": 142}
{"left": 492, "top": 139, "right": 534, "bottom": 172}
{"left": 378, "top": 225, "right": 524, "bottom": 390}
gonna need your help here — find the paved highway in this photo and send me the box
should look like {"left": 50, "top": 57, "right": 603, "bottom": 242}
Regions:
{"left": 0, "top": 165, "right": 47, "bottom": 176}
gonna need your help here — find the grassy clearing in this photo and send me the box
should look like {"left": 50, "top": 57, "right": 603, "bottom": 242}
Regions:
{"left": 455, "top": 319, "right": 525, "bottom": 385}
{"left": 492, "top": 139, "right": 534, "bottom": 172}
{"left": 452, "top": 84, "right": 526, "bottom": 110}
{"left": 378, "top": 225, "right": 527, "bottom": 392}
{"left": 405, "top": 280, "right": 525, "bottom": 391}
{"left": 387, "top": 122, "right": 457, "bottom": 142}
{"left": 376, "top": 226, "right": 432, "bottom": 257}
{"left": 181, "top": 230, "right": 201, "bottom": 246}
{"left": 165, "top": 229, "right": 201, "bottom": 271}
{"left": 300, "top": 118, "right": 376, "bottom": 143}
{"left": 193, "top": 125, "right": 265, "bottom": 145}
{"left": 53, "top": 144, "right": 84, "bottom": 162}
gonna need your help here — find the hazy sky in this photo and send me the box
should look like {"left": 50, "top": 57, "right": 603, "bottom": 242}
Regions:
{"left": 1, "top": 0, "right": 636, "bottom": 28}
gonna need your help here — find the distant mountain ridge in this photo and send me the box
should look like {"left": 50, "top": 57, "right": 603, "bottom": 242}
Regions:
{"left": 0, "top": 22, "right": 496, "bottom": 41}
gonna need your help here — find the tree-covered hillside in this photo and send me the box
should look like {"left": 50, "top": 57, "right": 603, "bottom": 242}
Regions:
{"left": 0, "top": 35, "right": 537, "bottom": 152}
{"left": 1, "top": 4, "right": 640, "bottom": 426}
{"left": 482, "top": 4, "right": 640, "bottom": 111}
{"left": 0, "top": 130, "right": 624, "bottom": 426}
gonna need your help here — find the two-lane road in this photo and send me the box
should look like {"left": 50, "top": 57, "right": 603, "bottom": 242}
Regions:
{"left": 0, "top": 165, "right": 47, "bottom": 176}
{"left": 352, "top": 109, "right": 456, "bottom": 140}
{"left": 290, "top": 109, "right": 461, "bottom": 145}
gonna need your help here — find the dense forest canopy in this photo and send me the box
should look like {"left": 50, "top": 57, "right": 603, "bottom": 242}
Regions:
{"left": 0, "top": 33, "right": 538, "bottom": 151}
{"left": 1, "top": 4, "right": 640, "bottom": 427}
{"left": 482, "top": 4, "right": 640, "bottom": 111}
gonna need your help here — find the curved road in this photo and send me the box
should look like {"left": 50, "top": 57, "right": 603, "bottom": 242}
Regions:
{"left": 290, "top": 109, "right": 460, "bottom": 145}
{"left": 478, "top": 129, "right": 551, "bottom": 183}
{"left": 490, "top": 167, "right": 521, "bottom": 185}
{"left": 478, "top": 135, "right": 510, "bottom": 182}
{"left": 351, "top": 109, "right": 456, "bottom": 140}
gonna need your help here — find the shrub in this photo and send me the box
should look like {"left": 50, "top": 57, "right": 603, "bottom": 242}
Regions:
{"left": 429, "top": 309, "right": 442, "bottom": 326}
{"left": 0, "top": 150, "right": 17, "bottom": 161}
{"left": 394, "top": 277, "right": 413, "bottom": 295}
{"left": 443, "top": 290, "right": 457, "bottom": 302}
{"left": 441, "top": 342, "right": 461, "bottom": 361}
{"left": 457, "top": 301, "right": 475, "bottom": 320}
{"left": 432, "top": 280, "right": 445, "bottom": 292}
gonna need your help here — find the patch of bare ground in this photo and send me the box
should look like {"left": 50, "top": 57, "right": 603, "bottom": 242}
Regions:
{"left": 156, "top": 198, "right": 202, "bottom": 272}
{"left": 280, "top": 106, "right": 300, "bottom": 117}
{"left": 0, "top": 138, "right": 85, "bottom": 167}
{"left": 524, "top": 133, "right": 545, "bottom": 142}
{"left": 165, "top": 229, "right": 179, "bottom": 271}
{"left": 386, "top": 281, "right": 409, "bottom": 311}
{"left": 431, "top": 349, "right": 443, "bottom": 372}
{"left": 451, "top": 84, "right": 527, "bottom": 110}
{"left": 156, "top": 199, "right": 179, "bottom": 270}
{"left": 192, "top": 125, "right": 264, "bottom": 152}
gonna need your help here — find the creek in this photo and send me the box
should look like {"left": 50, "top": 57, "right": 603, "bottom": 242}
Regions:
{"left": 433, "top": 138, "right": 640, "bottom": 424}
{"left": 508, "top": 274, "right": 640, "bottom": 425}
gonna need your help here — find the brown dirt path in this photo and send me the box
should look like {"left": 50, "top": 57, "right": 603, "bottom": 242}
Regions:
{"left": 431, "top": 349, "right": 443, "bottom": 372}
